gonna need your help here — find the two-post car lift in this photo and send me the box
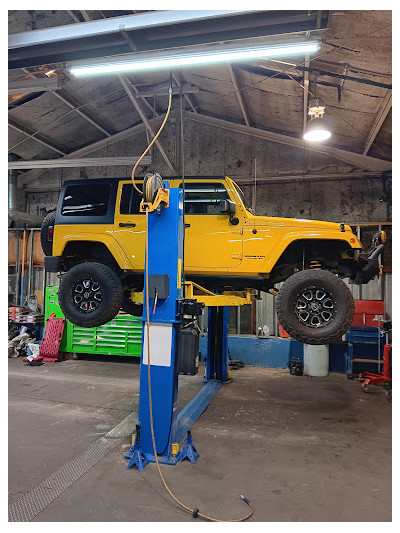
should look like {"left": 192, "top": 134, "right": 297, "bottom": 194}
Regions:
{"left": 124, "top": 183, "right": 256, "bottom": 470}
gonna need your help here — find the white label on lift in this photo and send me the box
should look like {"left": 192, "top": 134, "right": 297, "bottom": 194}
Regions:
{"left": 142, "top": 323, "right": 172, "bottom": 367}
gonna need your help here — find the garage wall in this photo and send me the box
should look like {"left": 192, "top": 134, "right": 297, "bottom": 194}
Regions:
{"left": 24, "top": 119, "right": 391, "bottom": 221}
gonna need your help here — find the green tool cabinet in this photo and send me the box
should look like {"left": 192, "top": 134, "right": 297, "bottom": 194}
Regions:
{"left": 45, "top": 286, "right": 142, "bottom": 357}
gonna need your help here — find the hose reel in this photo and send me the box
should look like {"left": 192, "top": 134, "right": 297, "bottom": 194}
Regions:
{"left": 140, "top": 173, "right": 169, "bottom": 213}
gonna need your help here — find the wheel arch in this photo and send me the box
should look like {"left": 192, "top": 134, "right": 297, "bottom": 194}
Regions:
{"left": 60, "top": 237, "right": 133, "bottom": 271}
{"left": 266, "top": 237, "right": 357, "bottom": 283}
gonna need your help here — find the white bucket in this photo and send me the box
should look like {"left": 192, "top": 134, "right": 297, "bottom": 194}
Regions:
{"left": 303, "top": 344, "right": 329, "bottom": 377}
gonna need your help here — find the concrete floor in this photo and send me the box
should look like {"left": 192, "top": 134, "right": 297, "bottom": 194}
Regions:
{"left": 9, "top": 355, "right": 391, "bottom": 522}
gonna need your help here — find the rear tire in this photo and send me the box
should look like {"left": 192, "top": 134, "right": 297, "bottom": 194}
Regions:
{"left": 58, "top": 262, "right": 123, "bottom": 327}
{"left": 276, "top": 269, "right": 354, "bottom": 345}
{"left": 40, "top": 211, "right": 56, "bottom": 256}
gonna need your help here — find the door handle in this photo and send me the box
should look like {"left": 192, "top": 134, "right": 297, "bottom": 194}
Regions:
{"left": 119, "top": 222, "right": 136, "bottom": 227}
{"left": 184, "top": 223, "right": 191, "bottom": 228}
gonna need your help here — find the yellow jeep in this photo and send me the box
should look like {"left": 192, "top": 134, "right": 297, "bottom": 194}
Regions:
{"left": 41, "top": 176, "right": 384, "bottom": 344}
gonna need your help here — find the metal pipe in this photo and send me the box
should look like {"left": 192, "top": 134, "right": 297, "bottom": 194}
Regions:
{"left": 15, "top": 230, "right": 21, "bottom": 305}
{"left": 8, "top": 153, "right": 19, "bottom": 211}
{"left": 20, "top": 229, "right": 26, "bottom": 306}
{"left": 9, "top": 228, "right": 41, "bottom": 231}
{"left": 27, "top": 229, "right": 35, "bottom": 298}
{"left": 8, "top": 155, "right": 151, "bottom": 169}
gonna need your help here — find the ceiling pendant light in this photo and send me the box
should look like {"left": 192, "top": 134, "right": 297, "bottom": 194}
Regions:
{"left": 303, "top": 98, "right": 332, "bottom": 142}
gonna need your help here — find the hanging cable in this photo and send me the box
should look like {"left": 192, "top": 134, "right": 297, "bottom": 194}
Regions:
{"left": 143, "top": 207, "right": 253, "bottom": 522}
{"left": 131, "top": 82, "right": 173, "bottom": 195}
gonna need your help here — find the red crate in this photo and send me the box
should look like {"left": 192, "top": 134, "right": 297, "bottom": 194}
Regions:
{"left": 352, "top": 300, "right": 385, "bottom": 328}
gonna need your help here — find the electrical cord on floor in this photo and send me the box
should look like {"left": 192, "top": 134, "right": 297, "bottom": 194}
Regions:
{"left": 131, "top": 85, "right": 173, "bottom": 195}
{"left": 144, "top": 208, "right": 254, "bottom": 522}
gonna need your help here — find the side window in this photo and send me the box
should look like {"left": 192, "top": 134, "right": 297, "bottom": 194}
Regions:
{"left": 61, "top": 183, "right": 111, "bottom": 216}
{"left": 119, "top": 184, "right": 143, "bottom": 215}
{"left": 180, "top": 183, "right": 229, "bottom": 215}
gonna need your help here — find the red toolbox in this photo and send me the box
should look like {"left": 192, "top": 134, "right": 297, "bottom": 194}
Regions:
{"left": 352, "top": 300, "right": 385, "bottom": 328}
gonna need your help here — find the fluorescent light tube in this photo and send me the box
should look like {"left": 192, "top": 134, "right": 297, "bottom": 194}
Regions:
{"left": 70, "top": 41, "right": 319, "bottom": 76}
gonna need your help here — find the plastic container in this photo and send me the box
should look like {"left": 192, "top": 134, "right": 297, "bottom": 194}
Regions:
{"left": 303, "top": 344, "right": 329, "bottom": 377}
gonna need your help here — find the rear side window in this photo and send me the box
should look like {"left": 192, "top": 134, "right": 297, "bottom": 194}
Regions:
{"left": 119, "top": 184, "right": 143, "bottom": 215}
{"left": 180, "top": 183, "right": 229, "bottom": 214}
{"left": 61, "top": 183, "right": 111, "bottom": 216}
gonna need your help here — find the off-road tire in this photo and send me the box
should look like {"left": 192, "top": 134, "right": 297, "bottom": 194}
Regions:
{"left": 40, "top": 211, "right": 56, "bottom": 256}
{"left": 58, "top": 262, "right": 123, "bottom": 328}
{"left": 276, "top": 269, "right": 354, "bottom": 345}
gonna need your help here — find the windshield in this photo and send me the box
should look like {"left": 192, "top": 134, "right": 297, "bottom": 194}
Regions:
{"left": 232, "top": 181, "right": 252, "bottom": 212}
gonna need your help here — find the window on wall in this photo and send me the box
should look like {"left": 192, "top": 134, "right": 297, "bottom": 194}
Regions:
{"left": 179, "top": 183, "right": 229, "bottom": 214}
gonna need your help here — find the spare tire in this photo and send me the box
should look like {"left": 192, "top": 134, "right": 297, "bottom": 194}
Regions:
{"left": 276, "top": 269, "right": 354, "bottom": 345}
{"left": 40, "top": 211, "right": 56, "bottom": 256}
{"left": 58, "top": 262, "right": 123, "bottom": 327}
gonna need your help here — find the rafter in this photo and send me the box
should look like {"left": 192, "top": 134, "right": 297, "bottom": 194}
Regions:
{"left": 363, "top": 91, "right": 392, "bottom": 156}
{"left": 184, "top": 111, "right": 392, "bottom": 172}
{"left": 227, "top": 64, "right": 250, "bottom": 127}
{"left": 118, "top": 75, "right": 177, "bottom": 173}
{"left": 8, "top": 117, "right": 67, "bottom": 156}
{"left": 18, "top": 114, "right": 167, "bottom": 188}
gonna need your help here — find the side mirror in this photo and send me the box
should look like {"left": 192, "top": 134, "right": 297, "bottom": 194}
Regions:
{"left": 220, "top": 199, "right": 236, "bottom": 214}
{"left": 220, "top": 199, "right": 239, "bottom": 225}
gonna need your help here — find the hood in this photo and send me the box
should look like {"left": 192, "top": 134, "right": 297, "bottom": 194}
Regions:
{"left": 266, "top": 216, "right": 351, "bottom": 232}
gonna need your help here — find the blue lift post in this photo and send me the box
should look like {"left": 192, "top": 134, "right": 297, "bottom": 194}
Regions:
{"left": 125, "top": 187, "right": 229, "bottom": 470}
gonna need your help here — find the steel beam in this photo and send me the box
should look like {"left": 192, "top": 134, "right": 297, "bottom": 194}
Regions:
{"left": 233, "top": 171, "right": 390, "bottom": 185}
{"left": 363, "top": 91, "right": 392, "bottom": 155}
{"left": 8, "top": 76, "right": 63, "bottom": 94}
{"left": 9, "top": 156, "right": 151, "bottom": 170}
{"left": 9, "top": 10, "right": 255, "bottom": 49}
{"left": 135, "top": 82, "right": 199, "bottom": 98}
{"left": 172, "top": 73, "right": 198, "bottom": 114}
{"left": 184, "top": 111, "right": 392, "bottom": 172}
{"left": 53, "top": 90, "right": 113, "bottom": 137}
{"left": 17, "top": 114, "right": 166, "bottom": 188}
{"left": 8, "top": 118, "right": 67, "bottom": 156}
{"left": 118, "top": 75, "right": 177, "bottom": 173}
{"left": 119, "top": 26, "right": 198, "bottom": 114}
{"left": 227, "top": 64, "right": 250, "bottom": 127}
{"left": 16, "top": 67, "right": 114, "bottom": 137}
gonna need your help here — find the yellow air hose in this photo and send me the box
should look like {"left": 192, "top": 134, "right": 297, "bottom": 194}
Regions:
{"left": 132, "top": 83, "right": 253, "bottom": 521}
{"left": 131, "top": 88, "right": 173, "bottom": 195}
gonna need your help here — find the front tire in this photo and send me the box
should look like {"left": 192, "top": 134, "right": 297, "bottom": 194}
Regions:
{"left": 58, "top": 262, "right": 123, "bottom": 327}
{"left": 276, "top": 269, "right": 354, "bottom": 345}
